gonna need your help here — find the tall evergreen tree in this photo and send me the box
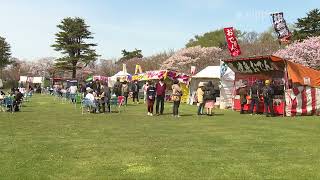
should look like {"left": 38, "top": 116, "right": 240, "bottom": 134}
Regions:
{"left": 186, "top": 29, "right": 245, "bottom": 48}
{"left": 293, "top": 9, "right": 320, "bottom": 40}
{"left": 52, "top": 17, "right": 99, "bottom": 78}
{"left": 0, "top": 36, "right": 12, "bottom": 78}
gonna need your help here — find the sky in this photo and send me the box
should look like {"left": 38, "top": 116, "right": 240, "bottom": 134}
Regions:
{"left": 0, "top": 0, "right": 319, "bottom": 61}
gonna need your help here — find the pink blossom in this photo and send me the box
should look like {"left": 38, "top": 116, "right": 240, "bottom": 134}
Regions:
{"left": 161, "top": 46, "right": 222, "bottom": 72}
{"left": 274, "top": 36, "right": 320, "bottom": 70}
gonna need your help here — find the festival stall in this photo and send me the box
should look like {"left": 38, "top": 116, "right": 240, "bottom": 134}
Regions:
{"left": 223, "top": 55, "right": 320, "bottom": 116}
{"left": 108, "top": 71, "right": 132, "bottom": 87}
{"left": 188, "top": 65, "right": 235, "bottom": 109}
{"left": 132, "top": 70, "right": 190, "bottom": 102}
{"left": 188, "top": 66, "right": 221, "bottom": 105}
{"left": 19, "top": 76, "right": 44, "bottom": 87}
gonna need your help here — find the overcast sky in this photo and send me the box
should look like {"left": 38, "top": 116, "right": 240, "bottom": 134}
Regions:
{"left": 0, "top": 0, "right": 319, "bottom": 61}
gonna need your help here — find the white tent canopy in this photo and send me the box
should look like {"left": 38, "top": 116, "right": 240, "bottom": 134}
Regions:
{"left": 188, "top": 65, "right": 235, "bottom": 109}
{"left": 113, "top": 71, "right": 131, "bottom": 77}
{"left": 108, "top": 71, "right": 132, "bottom": 87}
{"left": 189, "top": 66, "right": 221, "bottom": 105}
{"left": 192, "top": 66, "right": 221, "bottom": 79}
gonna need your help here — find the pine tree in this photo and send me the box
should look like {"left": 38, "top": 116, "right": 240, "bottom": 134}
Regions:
{"left": 52, "top": 17, "right": 99, "bottom": 78}
{"left": 293, "top": 9, "right": 320, "bottom": 40}
{"left": 0, "top": 36, "right": 12, "bottom": 78}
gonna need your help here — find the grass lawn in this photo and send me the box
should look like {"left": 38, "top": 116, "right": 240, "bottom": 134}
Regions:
{"left": 1, "top": 95, "right": 320, "bottom": 179}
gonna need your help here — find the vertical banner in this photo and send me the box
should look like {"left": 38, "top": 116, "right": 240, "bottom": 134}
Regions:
{"left": 122, "top": 64, "right": 127, "bottom": 74}
{"left": 190, "top": 66, "right": 196, "bottom": 75}
{"left": 135, "top": 64, "right": 143, "bottom": 74}
{"left": 271, "top": 12, "right": 291, "bottom": 43}
{"left": 224, "top": 27, "right": 241, "bottom": 57}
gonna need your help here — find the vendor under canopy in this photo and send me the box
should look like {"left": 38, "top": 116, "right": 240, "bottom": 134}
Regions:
{"left": 223, "top": 55, "right": 320, "bottom": 116}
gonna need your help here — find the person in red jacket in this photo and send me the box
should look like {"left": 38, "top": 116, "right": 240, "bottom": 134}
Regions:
{"left": 155, "top": 78, "right": 166, "bottom": 115}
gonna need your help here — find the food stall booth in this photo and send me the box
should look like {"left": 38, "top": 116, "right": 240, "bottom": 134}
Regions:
{"left": 132, "top": 70, "right": 190, "bottom": 102}
{"left": 223, "top": 55, "right": 320, "bottom": 116}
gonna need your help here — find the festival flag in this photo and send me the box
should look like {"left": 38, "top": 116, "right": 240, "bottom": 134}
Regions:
{"left": 224, "top": 27, "right": 241, "bottom": 57}
{"left": 271, "top": 12, "right": 291, "bottom": 44}
{"left": 135, "top": 64, "right": 143, "bottom": 74}
{"left": 190, "top": 66, "right": 196, "bottom": 75}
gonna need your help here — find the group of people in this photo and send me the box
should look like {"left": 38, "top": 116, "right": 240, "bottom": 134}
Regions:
{"left": 196, "top": 81, "right": 217, "bottom": 116}
{"left": 0, "top": 88, "right": 24, "bottom": 112}
{"left": 52, "top": 78, "right": 221, "bottom": 118}
{"left": 238, "top": 79, "right": 276, "bottom": 117}
{"left": 144, "top": 78, "right": 182, "bottom": 117}
{"left": 73, "top": 77, "right": 185, "bottom": 117}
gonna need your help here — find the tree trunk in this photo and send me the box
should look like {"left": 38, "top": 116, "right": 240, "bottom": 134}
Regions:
{"left": 72, "top": 66, "right": 76, "bottom": 79}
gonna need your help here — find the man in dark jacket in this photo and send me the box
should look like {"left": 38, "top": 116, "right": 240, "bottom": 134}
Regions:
{"left": 249, "top": 81, "right": 261, "bottom": 115}
{"left": 262, "top": 80, "right": 275, "bottom": 117}
{"left": 131, "top": 80, "right": 140, "bottom": 104}
{"left": 238, "top": 84, "right": 248, "bottom": 114}
{"left": 102, "top": 85, "right": 111, "bottom": 113}
{"left": 113, "top": 78, "right": 122, "bottom": 97}
{"left": 155, "top": 78, "right": 166, "bottom": 115}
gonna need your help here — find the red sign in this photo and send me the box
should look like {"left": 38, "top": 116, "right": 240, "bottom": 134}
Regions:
{"left": 224, "top": 27, "right": 241, "bottom": 57}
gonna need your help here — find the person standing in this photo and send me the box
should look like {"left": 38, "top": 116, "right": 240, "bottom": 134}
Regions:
{"left": 102, "top": 85, "right": 111, "bottom": 113}
{"left": 121, "top": 81, "right": 129, "bottom": 106}
{"left": 69, "top": 85, "right": 77, "bottom": 104}
{"left": 146, "top": 81, "right": 156, "bottom": 116}
{"left": 238, "top": 83, "right": 248, "bottom": 114}
{"left": 155, "top": 78, "right": 166, "bottom": 115}
{"left": 203, "top": 81, "right": 216, "bottom": 116}
{"left": 249, "top": 81, "right": 261, "bottom": 115}
{"left": 92, "top": 79, "right": 101, "bottom": 94}
{"left": 142, "top": 81, "right": 149, "bottom": 104}
{"left": 131, "top": 80, "right": 140, "bottom": 104}
{"left": 196, "top": 82, "right": 205, "bottom": 115}
{"left": 113, "top": 78, "right": 122, "bottom": 97}
{"left": 171, "top": 80, "right": 182, "bottom": 118}
{"left": 262, "top": 80, "right": 275, "bottom": 117}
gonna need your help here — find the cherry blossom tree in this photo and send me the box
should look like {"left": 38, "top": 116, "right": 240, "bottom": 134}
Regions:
{"left": 160, "top": 46, "right": 222, "bottom": 73}
{"left": 274, "top": 36, "right": 320, "bottom": 70}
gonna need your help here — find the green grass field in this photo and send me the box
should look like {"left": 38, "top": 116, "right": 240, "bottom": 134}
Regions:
{"left": 1, "top": 95, "right": 320, "bottom": 179}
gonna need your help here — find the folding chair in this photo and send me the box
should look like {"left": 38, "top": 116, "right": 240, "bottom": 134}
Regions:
{"left": 3, "top": 96, "right": 15, "bottom": 113}
{"left": 81, "top": 98, "right": 96, "bottom": 115}
{"left": 0, "top": 99, "right": 5, "bottom": 112}
{"left": 110, "top": 96, "right": 119, "bottom": 113}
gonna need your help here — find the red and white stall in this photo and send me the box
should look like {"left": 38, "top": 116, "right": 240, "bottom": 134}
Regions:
{"left": 223, "top": 55, "right": 320, "bottom": 116}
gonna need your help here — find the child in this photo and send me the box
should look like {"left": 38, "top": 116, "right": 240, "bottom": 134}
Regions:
{"left": 146, "top": 81, "right": 156, "bottom": 116}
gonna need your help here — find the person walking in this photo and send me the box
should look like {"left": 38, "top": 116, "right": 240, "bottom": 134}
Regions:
{"left": 146, "top": 81, "right": 156, "bottom": 116}
{"left": 131, "top": 80, "right": 140, "bottom": 104}
{"left": 121, "top": 81, "right": 129, "bottom": 106}
{"left": 203, "top": 81, "right": 216, "bottom": 116}
{"left": 171, "top": 79, "right": 182, "bottom": 118}
{"left": 262, "top": 80, "right": 275, "bottom": 117}
{"left": 196, "top": 82, "right": 205, "bottom": 115}
{"left": 142, "top": 81, "right": 149, "bottom": 104}
{"left": 155, "top": 78, "right": 166, "bottom": 115}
